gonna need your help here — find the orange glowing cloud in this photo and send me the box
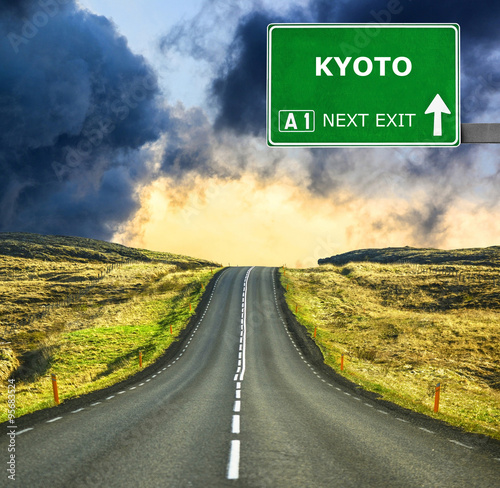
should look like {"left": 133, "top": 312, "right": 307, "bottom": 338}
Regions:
{"left": 112, "top": 171, "right": 498, "bottom": 267}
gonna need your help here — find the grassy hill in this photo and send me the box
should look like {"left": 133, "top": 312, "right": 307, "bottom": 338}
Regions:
{"left": 318, "top": 245, "right": 500, "bottom": 267}
{"left": 0, "top": 233, "right": 220, "bottom": 420}
{"left": 283, "top": 246, "right": 500, "bottom": 439}
{"left": 0, "top": 232, "right": 214, "bottom": 266}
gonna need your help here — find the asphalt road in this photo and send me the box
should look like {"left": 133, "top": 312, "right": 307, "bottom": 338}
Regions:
{"left": 2, "top": 266, "right": 499, "bottom": 487}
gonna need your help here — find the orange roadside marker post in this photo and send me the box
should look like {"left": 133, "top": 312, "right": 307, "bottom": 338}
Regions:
{"left": 139, "top": 351, "right": 143, "bottom": 368}
{"left": 51, "top": 373, "right": 60, "bottom": 405}
{"left": 434, "top": 383, "right": 441, "bottom": 413}
{"left": 170, "top": 324, "right": 173, "bottom": 334}
{"left": 314, "top": 326, "right": 317, "bottom": 338}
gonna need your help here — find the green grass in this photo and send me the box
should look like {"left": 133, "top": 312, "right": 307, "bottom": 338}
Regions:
{"left": 0, "top": 233, "right": 221, "bottom": 422}
{"left": 282, "top": 262, "right": 500, "bottom": 440}
{"left": 1, "top": 267, "right": 216, "bottom": 421}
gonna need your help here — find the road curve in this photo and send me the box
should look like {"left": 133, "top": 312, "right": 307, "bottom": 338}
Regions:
{"left": 2, "top": 266, "right": 499, "bottom": 487}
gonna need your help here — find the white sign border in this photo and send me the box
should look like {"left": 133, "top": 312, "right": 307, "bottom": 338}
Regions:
{"left": 267, "top": 23, "right": 461, "bottom": 147}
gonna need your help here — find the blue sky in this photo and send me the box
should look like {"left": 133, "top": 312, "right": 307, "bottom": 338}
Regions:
{"left": 78, "top": 0, "right": 209, "bottom": 106}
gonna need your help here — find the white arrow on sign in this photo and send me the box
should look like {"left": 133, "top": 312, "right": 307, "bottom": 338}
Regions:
{"left": 425, "top": 94, "right": 451, "bottom": 137}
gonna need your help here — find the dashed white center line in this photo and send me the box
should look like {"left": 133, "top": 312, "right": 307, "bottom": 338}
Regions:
{"left": 227, "top": 440, "right": 240, "bottom": 480}
{"left": 106, "top": 396, "right": 115, "bottom": 400}
{"left": 232, "top": 415, "right": 240, "bottom": 434}
{"left": 91, "top": 402, "right": 101, "bottom": 406}
{"left": 72, "top": 408, "right": 84, "bottom": 413}
{"left": 419, "top": 427, "right": 435, "bottom": 434}
{"left": 227, "top": 266, "right": 254, "bottom": 481}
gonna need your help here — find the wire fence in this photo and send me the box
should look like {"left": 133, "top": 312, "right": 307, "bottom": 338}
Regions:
{"left": 1, "top": 259, "right": 135, "bottom": 338}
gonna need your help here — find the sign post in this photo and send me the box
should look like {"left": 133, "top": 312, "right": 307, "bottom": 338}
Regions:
{"left": 267, "top": 24, "right": 460, "bottom": 147}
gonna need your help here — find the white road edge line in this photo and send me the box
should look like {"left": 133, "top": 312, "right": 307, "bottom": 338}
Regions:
{"left": 16, "top": 428, "right": 34, "bottom": 436}
{"left": 46, "top": 417, "right": 62, "bottom": 423}
{"left": 449, "top": 439, "right": 473, "bottom": 449}
{"left": 227, "top": 440, "right": 240, "bottom": 480}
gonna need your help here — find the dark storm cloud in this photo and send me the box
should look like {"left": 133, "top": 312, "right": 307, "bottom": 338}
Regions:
{"left": 0, "top": 0, "right": 168, "bottom": 239}
{"left": 161, "top": 104, "right": 215, "bottom": 178}
{"left": 0, "top": 0, "right": 34, "bottom": 16}
{"left": 210, "top": 11, "right": 282, "bottom": 136}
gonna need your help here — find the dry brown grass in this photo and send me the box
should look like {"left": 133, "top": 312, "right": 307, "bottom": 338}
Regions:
{"left": 0, "top": 233, "right": 220, "bottom": 420}
{"left": 283, "top": 261, "right": 500, "bottom": 439}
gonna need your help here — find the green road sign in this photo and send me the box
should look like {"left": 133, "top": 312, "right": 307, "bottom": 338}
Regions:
{"left": 267, "top": 24, "right": 460, "bottom": 147}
